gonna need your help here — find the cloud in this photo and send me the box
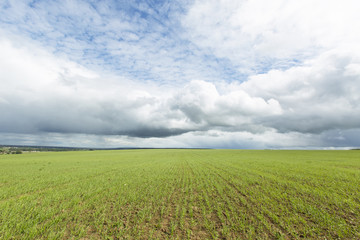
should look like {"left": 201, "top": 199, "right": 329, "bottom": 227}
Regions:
{"left": 1, "top": 32, "right": 360, "bottom": 148}
{"left": 1, "top": 0, "right": 360, "bottom": 148}
{"left": 183, "top": 0, "right": 360, "bottom": 73}
{"left": 240, "top": 48, "right": 360, "bottom": 134}
{"left": 0, "top": 38, "right": 282, "bottom": 139}
{"left": 0, "top": 0, "right": 232, "bottom": 84}
{"left": 170, "top": 80, "right": 282, "bottom": 131}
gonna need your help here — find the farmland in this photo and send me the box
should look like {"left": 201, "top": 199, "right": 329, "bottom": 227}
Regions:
{"left": 0, "top": 150, "right": 359, "bottom": 239}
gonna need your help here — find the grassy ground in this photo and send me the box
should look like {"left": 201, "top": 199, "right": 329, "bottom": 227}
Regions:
{"left": 0, "top": 149, "right": 359, "bottom": 239}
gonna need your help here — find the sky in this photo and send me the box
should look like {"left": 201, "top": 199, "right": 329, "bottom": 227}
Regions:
{"left": 1, "top": 0, "right": 360, "bottom": 149}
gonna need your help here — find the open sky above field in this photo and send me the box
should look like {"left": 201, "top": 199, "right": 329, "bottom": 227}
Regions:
{"left": 1, "top": 0, "right": 360, "bottom": 149}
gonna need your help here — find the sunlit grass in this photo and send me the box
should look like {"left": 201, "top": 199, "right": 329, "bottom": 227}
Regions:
{"left": 1, "top": 150, "right": 359, "bottom": 239}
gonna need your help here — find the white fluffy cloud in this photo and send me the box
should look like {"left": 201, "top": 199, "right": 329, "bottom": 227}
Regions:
{"left": 1, "top": 0, "right": 360, "bottom": 148}
{"left": 171, "top": 80, "right": 282, "bottom": 132}
{"left": 183, "top": 0, "right": 360, "bottom": 72}
{"left": 0, "top": 37, "right": 283, "bottom": 138}
{"left": 241, "top": 48, "right": 360, "bottom": 133}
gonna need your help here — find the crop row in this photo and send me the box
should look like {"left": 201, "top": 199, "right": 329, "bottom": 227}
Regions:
{"left": 0, "top": 150, "right": 359, "bottom": 239}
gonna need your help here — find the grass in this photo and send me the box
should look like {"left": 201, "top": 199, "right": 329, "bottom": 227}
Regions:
{"left": 0, "top": 149, "right": 359, "bottom": 239}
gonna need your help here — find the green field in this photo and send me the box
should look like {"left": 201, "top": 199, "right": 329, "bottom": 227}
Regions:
{"left": 0, "top": 150, "right": 359, "bottom": 239}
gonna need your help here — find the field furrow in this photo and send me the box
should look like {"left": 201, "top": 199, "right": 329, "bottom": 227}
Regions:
{"left": 1, "top": 149, "right": 359, "bottom": 239}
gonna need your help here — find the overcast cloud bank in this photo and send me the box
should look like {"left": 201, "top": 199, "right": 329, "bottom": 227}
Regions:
{"left": 1, "top": 0, "right": 360, "bottom": 148}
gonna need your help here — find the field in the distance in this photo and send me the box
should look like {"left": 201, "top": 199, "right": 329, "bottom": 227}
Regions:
{"left": 0, "top": 150, "right": 359, "bottom": 239}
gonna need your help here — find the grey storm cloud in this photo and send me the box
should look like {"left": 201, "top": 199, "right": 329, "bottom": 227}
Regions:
{"left": 1, "top": 43, "right": 360, "bottom": 144}
{"left": 1, "top": 57, "right": 359, "bottom": 140}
